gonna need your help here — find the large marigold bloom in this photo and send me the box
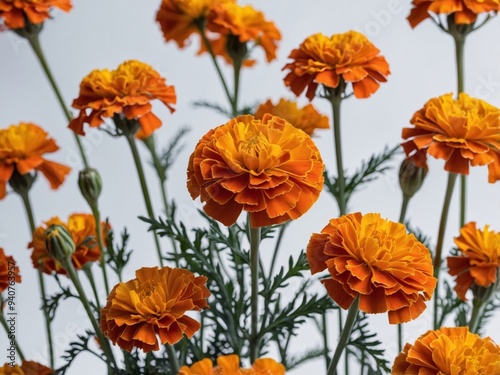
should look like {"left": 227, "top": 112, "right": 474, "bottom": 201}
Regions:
{"left": 0, "top": 0, "right": 71, "bottom": 29}
{"left": 29, "top": 213, "right": 105, "bottom": 275}
{"left": 447, "top": 221, "right": 500, "bottom": 301}
{"left": 283, "top": 31, "right": 390, "bottom": 101}
{"left": 69, "top": 60, "right": 176, "bottom": 139}
{"left": 392, "top": 327, "right": 500, "bottom": 374}
{"left": 408, "top": 0, "right": 500, "bottom": 28}
{"left": 254, "top": 99, "right": 329, "bottom": 136}
{"left": 100, "top": 266, "right": 210, "bottom": 353}
{"left": 307, "top": 213, "right": 437, "bottom": 324}
{"left": 187, "top": 114, "right": 324, "bottom": 228}
{"left": 0, "top": 123, "right": 71, "bottom": 200}
{"left": 178, "top": 354, "right": 286, "bottom": 375}
{"left": 203, "top": 1, "right": 281, "bottom": 66}
{"left": 402, "top": 93, "right": 500, "bottom": 182}
{"left": 0, "top": 248, "right": 21, "bottom": 293}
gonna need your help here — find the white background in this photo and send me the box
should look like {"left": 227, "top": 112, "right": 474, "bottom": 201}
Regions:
{"left": 1, "top": 0, "right": 500, "bottom": 374}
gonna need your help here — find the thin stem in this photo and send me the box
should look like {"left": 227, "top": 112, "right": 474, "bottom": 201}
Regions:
{"left": 82, "top": 266, "right": 102, "bottom": 310}
{"left": 249, "top": 226, "right": 261, "bottom": 363}
{"left": 0, "top": 295, "right": 25, "bottom": 361}
{"left": 327, "top": 297, "right": 360, "bottom": 375}
{"left": 125, "top": 135, "right": 164, "bottom": 267}
{"left": 165, "top": 344, "right": 180, "bottom": 373}
{"left": 468, "top": 298, "right": 486, "bottom": 334}
{"left": 433, "top": 172, "right": 458, "bottom": 329}
{"left": 329, "top": 96, "right": 346, "bottom": 215}
{"left": 232, "top": 58, "right": 242, "bottom": 116}
{"left": 397, "top": 195, "right": 410, "bottom": 352}
{"left": 322, "top": 313, "right": 330, "bottom": 369}
{"left": 89, "top": 206, "right": 110, "bottom": 294}
{"left": 61, "top": 257, "right": 117, "bottom": 369}
{"left": 18, "top": 190, "right": 54, "bottom": 368}
{"left": 27, "top": 34, "right": 89, "bottom": 169}
{"left": 267, "top": 223, "right": 288, "bottom": 280}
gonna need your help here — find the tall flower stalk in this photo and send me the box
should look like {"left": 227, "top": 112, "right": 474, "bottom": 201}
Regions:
{"left": 249, "top": 226, "right": 261, "bottom": 363}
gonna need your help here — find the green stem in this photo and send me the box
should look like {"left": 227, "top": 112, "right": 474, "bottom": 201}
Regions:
{"left": 61, "top": 257, "right": 117, "bottom": 369}
{"left": 322, "top": 313, "right": 330, "bottom": 369}
{"left": 268, "top": 223, "right": 288, "bottom": 280}
{"left": 18, "top": 190, "right": 55, "bottom": 368}
{"left": 327, "top": 297, "right": 359, "bottom": 375}
{"left": 125, "top": 135, "right": 164, "bottom": 267}
{"left": 433, "top": 172, "right": 458, "bottom": 329}
{"left": 27, "top": 34, "right": 89, "bottom": 169}
{"left": 454, "top": 36, "right": 466, "bottom": 228}
{"left": 90, "top": 206, "right": 110, "bottom": 294}
{"left": 232, "top": 58, "right": 242, "bottom": 116}
{"left": 329, "top": 96, "right": 346, "bottom": 215}
{"left": 197, "top": 25, "right": 234, "bottom": 113}
{"left": 249, "top": 226, "right": 261, "bottom": 363}
{"left": 397, "top": 195, "right": 410, "bottom": 352}
{"left": 82, "top": 266, "right": 102, "bottom": 310}
{"left": 0, "top": 295, "right": 25, "bottom": 361}
{"left": 165, "top": 344, "right": 180, "bottom": 373}
{"left": 468, "top": 298, "right": 486, "bottom": 334}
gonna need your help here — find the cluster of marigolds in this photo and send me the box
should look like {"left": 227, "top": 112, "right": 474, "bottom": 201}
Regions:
{"left": 1, "top": 0, "right": 500, "bottom": 374}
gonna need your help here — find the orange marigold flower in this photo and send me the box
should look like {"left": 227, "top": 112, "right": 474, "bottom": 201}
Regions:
{"left": 29, "top": 213, "right": 105, "bottom": 275}
{"left": 392, "top": 327, "right": 500, "bottom": 374}
{"left": 447, "top": 221, "right": 500, "bottom": 301}
{"left": 0, "top": 123, "right": 71, "bottom": 200}
{"left": 402, "top": 93, "right": 500, "bottom": 182}
{"left": 0, "top": 247, "right": 21, "bottom": 293}
{"left": 187, "top": 114, "right": 324, "bottom": 228}
{"left": 202, "top": 1, "right": 281, "bottom": 66}
{"left": 254, "top": 99, "right": 329, "bottom": 136}
{"left": 0, "top": 0, "right": 71, "bottom": 29}
{"left": 408, "top": 0, "right": 500, "bottom": 28}
{"left": 283, "top": 31, "right": 390, "bottom": 101}
{"left": 156, "top": 0, "right": 221, "bottom": 48}
{"left": 307, "top": 213, "right": 437, "bottom": 324}
{"left": 100, "top": 266, "right": 210, "bottom": 353}
{"left": 178, "top": 354, "right": 286, "bottom": 375}
{"left": 69, "top": 60, "right": 176, "bottom": 139}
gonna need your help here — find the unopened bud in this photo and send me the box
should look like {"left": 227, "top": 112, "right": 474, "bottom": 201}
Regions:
{"left": 45, "top": 225, "right": 75, "bottom": 261}
{"left": 78, "top": 168, "right": 102, "bottom": 207}
{"left": 399, "top": 157, "right": 427, "bottom": 199}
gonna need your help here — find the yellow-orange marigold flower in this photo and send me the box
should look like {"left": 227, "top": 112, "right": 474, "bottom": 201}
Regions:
{"left": 0, "top": 247, "right": 21, "bottom": 293}
{"left": 100, "top": 266, "right": 210, "bottom": 353}
{"left": 156, "top": 0, "right": 221, "bottom": 48}
{"left": 408, "top": 0, "right": 500, "bottom": 28}
{"left": 203, "top": 1, "right": 281, "bottom": 66}
{"left": 392, "top": 327, "right": 500, "bottom": 374}
{"left": 187, "top": 114, "right": 324, "bottom": 228}
{"left": 254, "top": 99, "right": 329, "bottom": 136}
{"left": 307, "top": 213, "right": 437, "bottom": 324}
{"left": 29, "top": 213, "right": 105, "bottom": 275}
{"left": 402, "top": 93, "right": 500, "bottom": 182}
{"left": 283, "top": 31, "right": 390, "bottom": 101}
{"left": 447, "top": 221, "right": 500, "bottom": 301}
{"left": 0, "top": 0, "right": 71, "bottom": 29}
{"left": 69, "top": 60, "right": 176, "bottom": 139}
{"left": 0, "top": 123, "right": 71, "bottom": 200}
{"left": 178, "top": 354, "right": 286, "bottom": 375}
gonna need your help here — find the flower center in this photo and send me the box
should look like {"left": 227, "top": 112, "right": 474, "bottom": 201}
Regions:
{"left": 240, "top": 133, "right": 269, "bottom": 157}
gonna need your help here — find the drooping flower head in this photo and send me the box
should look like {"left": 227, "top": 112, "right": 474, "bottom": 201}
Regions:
{"left": 254, "top": 98, "right": 329, "bottom": 136}
{"left": 307, "top": 213, "right": 437, "bottom": 324}
{"left": 187, "top": 114, "right": 324, "bottom": 228}
{"left": 100, "top": 266, "right": 210, "bottom": 352}
{"left": 202, "top": 1, "right": 281, "bottom": 66}
{"left": 69, "top": 60, "right": 176, "bottom": 139}
{"left": 0, "top": 247, "right": 21, "bottom": 293}
{"left": 178, "top": 354, "right": 286, "bottom": 375}
{"left": 408, "top": 0, "right": 500, "bottom": 28}
{"left": 392, "top": 327, "right": 500, "bottom": 374}
{"left": 283, "top": 31, "right": 390, "bottom": 101}
{"left": 156, "top": 0, "right": 221, "bottom": 48}
{"left": 29, "top": 213, "right": 106, "bottom": 275}
{"left": 0, "top": 0, "right": 71, "bottom": 30}
{"left": 402, "top": 93, "right": 500, "bottom": 182}
{"left": 0, "top": 123, "right": 71, "bottom": 199}
{"left": 447, "top": 221, "right": 500, "bottom": 301}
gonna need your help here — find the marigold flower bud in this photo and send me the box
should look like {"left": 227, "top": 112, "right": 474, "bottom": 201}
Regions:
{"left": 45, "top": 225, "right": 75, "bottom": 261}
{"left": 8, "top": 169, "right": 36, "bottom": 196}
{"left": 78, "top": 168, "right": 102, "bottom": 207}
{"left": 399, "top": 157, "right": 427, "bottom": 199}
